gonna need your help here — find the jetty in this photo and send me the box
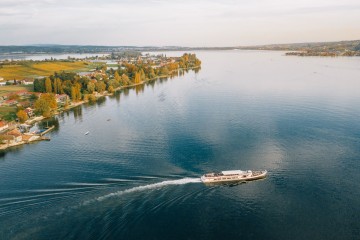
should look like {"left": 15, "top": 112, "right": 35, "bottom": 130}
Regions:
{"left": 39, "top": 126, "right": 55, "bottom": 136}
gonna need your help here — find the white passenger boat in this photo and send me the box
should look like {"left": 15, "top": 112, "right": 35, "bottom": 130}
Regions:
{"left": 201, "top": 170, "right": 267, "bottom": 184}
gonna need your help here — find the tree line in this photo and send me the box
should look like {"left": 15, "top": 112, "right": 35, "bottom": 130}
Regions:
{"left": 33, "top": 53, "right": 201, "bottom": 102}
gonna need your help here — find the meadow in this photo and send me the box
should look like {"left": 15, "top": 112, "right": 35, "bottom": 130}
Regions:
{"left": 0, "top": 61, "right": 92, "bottom": 80}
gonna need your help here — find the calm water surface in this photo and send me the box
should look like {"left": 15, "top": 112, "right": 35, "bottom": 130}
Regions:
{"left": 0, "top": 51, "right": 360, "bottom": 240}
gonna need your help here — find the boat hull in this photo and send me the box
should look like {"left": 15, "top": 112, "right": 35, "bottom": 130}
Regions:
{"left": 201, "top": 170, "right": 267, "bottom": 184}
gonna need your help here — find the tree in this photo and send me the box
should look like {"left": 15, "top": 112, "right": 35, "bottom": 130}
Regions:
{"left": 71, "top": 86, "right": 77, "bottom": 101}
{"left": 114, "top": 71, "right": 121, "bottom": 83}
{"left": 87, "top": 82, "right": 95, "bottom": 94}
{"left": 41, "top": 93, "right": 57, "bottom": 109}
{"left": 121, "top": 74, "right": 130, "bottom": 86}
{"left": 134, "top": 72, "right": 141, "bottom": 84}
{"left": 108, "top": 85, "right": 114, "bottom": 93}
{"left": 355, "top": 43, "right": 360, "bottom": 51}
{"left": 33, "top": 78, "right": 45, "bottom": 92}
{"left": 45, "top": 77, "right": 52, "bottom": 93}
{"left": 16, "top": 110, "right": 28, "bottom": 123}
{"left": 34, "top": 98, "right": 51, "bottom": 117}
{"left": 95, "top": 81, "right": 106, "bottom": 93}
{"left": 54, "top": 78, "right": 63, "bottom": 94}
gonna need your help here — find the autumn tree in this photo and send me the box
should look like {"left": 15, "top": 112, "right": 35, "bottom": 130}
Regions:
{"left": 134, "top": 72, "right": 141, "bottom": 84}
{"left": 108, "top": 85, "right": 114, "bottom": 93}
{"left": 53, "top": 78, "right": 63, "bottom": 94}
{"left": 45, "top": 77, "right": 52, "bottom": 93}
{"left": 16, "top": 110, "right": 28, "bottom": 123}
{"left": 41, "top": 93, "right": 57, "bottom": 109}
{"left": 34, "top": 93, "right": 56, "bottom": 117}
{"left": 121, "top": 74, "right": 130, "bottom": 86}
{"left": 95, "top": 81, "right": 106, "bottom": 93}
{"left": 114, "top": 71, "right": 121, "bottom": 82}
{"left": 87, "top": 82, "right": 95, "bottom": 94}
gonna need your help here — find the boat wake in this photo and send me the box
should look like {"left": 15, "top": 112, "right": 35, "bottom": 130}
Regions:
{"left": 82, "top": 178, "right": 201, "bottom": 205}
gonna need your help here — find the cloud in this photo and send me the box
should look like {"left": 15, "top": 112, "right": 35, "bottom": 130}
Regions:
{"left": 0, "top": 0, "right": 359, "bottom": 46}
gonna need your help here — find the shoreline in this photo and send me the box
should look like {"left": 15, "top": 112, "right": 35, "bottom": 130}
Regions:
{"left": 0, "top": 66, "right": 200, "bottom": 151}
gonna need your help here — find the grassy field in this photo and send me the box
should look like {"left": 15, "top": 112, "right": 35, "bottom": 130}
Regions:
{"left": 0, "top": 85, "right": 34, "bottom": 96}
{"left": 0, "top": 61, "right": 93, "bottom": 80}
{"left": 0, "top": 106, "right": 17, "bottom": 121}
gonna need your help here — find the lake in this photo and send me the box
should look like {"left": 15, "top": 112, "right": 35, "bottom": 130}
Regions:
{"left": 0, "top": 50, "right": 360, "bottom": 240}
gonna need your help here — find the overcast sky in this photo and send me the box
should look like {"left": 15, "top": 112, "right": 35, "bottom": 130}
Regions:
{"left": 0, "top": 0, "right": 360, "bottom": 46}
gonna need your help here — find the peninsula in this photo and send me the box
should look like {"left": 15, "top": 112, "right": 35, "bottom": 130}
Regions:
{"left": 0, "top": 52, "right": 201, "bottom": 150}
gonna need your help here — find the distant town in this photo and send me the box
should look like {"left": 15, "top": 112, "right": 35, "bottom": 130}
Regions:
{"left": 0, "top": 52, "right": 201, "bottom": 150}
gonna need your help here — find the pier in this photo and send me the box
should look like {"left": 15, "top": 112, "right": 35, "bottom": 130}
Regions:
{"left": 39, "top": 126, "right": 55, "bottom": 136}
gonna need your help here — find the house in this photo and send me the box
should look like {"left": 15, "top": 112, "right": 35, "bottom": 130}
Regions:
{"left": 21, "top": 79, "right": 33, "bottom": 85}
{"left": 0, "top": 121, "right": 9, "bottom": 132}
{"left": 0, "top": 81, "right": 7, "bottom": 86}
{"left": 6, "top": 129, "right": 22, "bottom": 142}
{"left": 3, "top": 99, "right": 18, "bottom": 106}
{"left": 56, "top": 94, "right": 69, "bottom": 104}
{"left": 18, "top": 101, "right": 31, "bottom": 108}
{"left": 24, "top": 108, "right": 34, "bottom": 118}
{"left": 22, "top": 134, "right": 39, "bottom": 143}
{"left": 0, "top": 135, "right": 16, "bottom": 145}
{"left": 15, "top": 90, "right": 31, "bottom": 97}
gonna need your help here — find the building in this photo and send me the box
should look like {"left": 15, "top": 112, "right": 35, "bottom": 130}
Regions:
{"left": 21, "top": 79, "right": 33, "bottom": 85}
{"left": 22, "top": 134, "right": 39, "bottom": 143}
{"left": 3, "top": 99, "right": 18, "bottom": 106}
{"left": 15, "top": 90, "right": 31, "bottom": 97}
{"left": 56, "top": 94, "right": 69, "bottom": 104}
{"left": 6, "top": 129, "right": 22, "bottom": 142}
{"left": 24, "top": 108, "right": 34, "bottom": 118}
{"left": 0, "top": 135, "right": 16, "bottom": 145}
{"left": 0, "top": 121, "right": 9, "bottom": 132}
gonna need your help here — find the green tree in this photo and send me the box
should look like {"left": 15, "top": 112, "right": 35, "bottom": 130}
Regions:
{"left": 33, "top": 78, "right": 45, "bottom": 92}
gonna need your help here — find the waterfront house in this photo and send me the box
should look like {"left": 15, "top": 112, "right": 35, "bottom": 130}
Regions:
{"left": 22, "top": 134, "right": 38, "bottom": 143}
{"left": 6, "top": 129, "right": 22, "bottom": 142}
{"left": 0, "top": 121, "right": 9, "bottom": 132}
{"left": 24, "top": 108, "right": 34, "bottom": 118}
{"left": 0, "top": 135, "right": 16, "bottom": 145}
{"left": 55, "top": 94, "right": 69, "bottom": 104}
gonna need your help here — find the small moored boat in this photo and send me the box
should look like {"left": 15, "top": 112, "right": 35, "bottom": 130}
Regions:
{"left": 201, "top": 170, "right": 267, "bottom": 184}
{"left": 84, "top": 131, "right": 90, "bottom": 135}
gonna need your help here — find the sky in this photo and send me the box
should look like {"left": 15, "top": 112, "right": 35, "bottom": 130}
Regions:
{"left": 0, "top": 0, "right": 360, "bottom": 47}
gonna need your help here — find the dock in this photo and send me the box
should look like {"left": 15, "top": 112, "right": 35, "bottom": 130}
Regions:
{"left": 39, "top": 126, "right": 55, "bottom": 136}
